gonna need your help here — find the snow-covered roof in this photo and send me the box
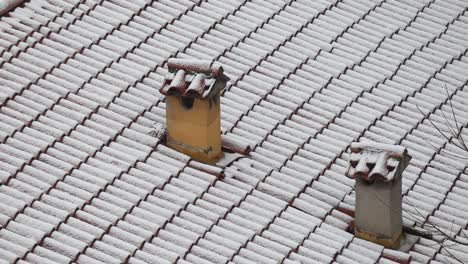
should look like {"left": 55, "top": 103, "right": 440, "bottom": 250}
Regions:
{"left": 0, "top": 0, "right": 468, "bottom": 263}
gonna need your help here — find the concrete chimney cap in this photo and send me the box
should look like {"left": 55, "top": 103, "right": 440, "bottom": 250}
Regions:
{"left": 347, "top": 141, "right": 410, "bottom": 182}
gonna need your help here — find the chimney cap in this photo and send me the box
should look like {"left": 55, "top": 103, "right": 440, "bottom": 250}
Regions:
{"left": 160, "top": 59, "right": 228, "bottom": 98}
{"left": 347, "top": 141, "right": 410, "bottom": 182}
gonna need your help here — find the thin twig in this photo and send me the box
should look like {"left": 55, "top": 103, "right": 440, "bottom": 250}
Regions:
{"left": 404, "top": 198, "right": 468, "bottom": 246}
{"left": 445, "top": 84, "right": 465, "bottom": 150}
{"left": 416, "top": 105, "right": 468, "bottom": 155}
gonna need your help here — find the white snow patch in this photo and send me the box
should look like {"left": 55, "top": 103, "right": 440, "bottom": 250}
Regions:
{"left": 0, "top": 0, "right": 22, "bottom": 15}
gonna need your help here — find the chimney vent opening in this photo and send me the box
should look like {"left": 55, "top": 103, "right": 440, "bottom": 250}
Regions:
{"left": 180, "top": 96, "right": 194, "bottom": 109}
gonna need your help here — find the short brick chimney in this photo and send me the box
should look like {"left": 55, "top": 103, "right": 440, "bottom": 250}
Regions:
{"left": 160, "top": 59, "right": 229, "bottom": 163}
{"left": 346, "top": 142, "right": 411, "bottom": 248}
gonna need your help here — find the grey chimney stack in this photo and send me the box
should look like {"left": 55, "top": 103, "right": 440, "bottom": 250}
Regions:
{"left": 347, "top": 142, "right": 411, "bottom": 248}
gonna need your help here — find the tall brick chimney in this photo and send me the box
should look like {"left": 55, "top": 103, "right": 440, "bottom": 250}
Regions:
{"left": 347, "top": 141, "right": 411, "bottom": 248}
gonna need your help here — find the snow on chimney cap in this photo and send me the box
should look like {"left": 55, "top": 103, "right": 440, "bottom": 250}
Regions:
{"left": 347, "top": 141, "right": 409, "bottom": 182}
{"left": 167, "top": 58, "right": 223, "bottom": 77}
{"left": 161, "top": 59, "right": 228, "bottom": 98}
{"left": 350, "top": 142, "right": 406, "bottom": 158}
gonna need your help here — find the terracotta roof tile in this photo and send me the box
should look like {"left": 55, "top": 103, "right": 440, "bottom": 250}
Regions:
{"left": 1, "top": 0, "right": 468, "bottom": 263}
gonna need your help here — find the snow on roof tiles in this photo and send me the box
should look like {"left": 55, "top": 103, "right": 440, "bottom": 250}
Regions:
{"left": 0, "top": 0, "right": 467, "bottom": 263}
